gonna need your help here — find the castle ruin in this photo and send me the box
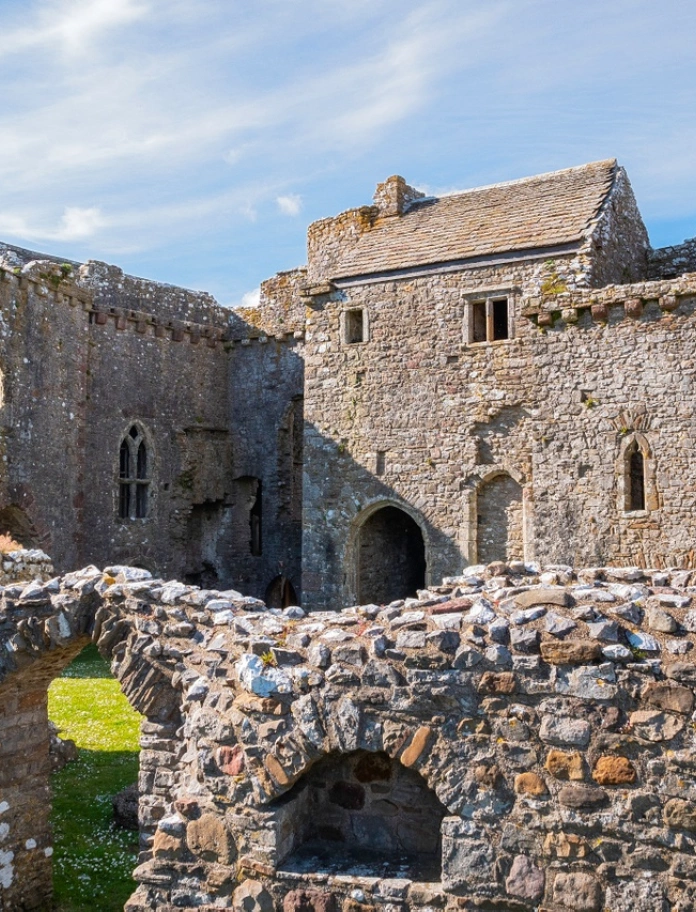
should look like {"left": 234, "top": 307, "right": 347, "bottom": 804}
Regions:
{"left": 1, "top": 159, "right": 696, "bottom": 910}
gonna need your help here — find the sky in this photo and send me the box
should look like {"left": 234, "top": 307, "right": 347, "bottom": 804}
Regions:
{"left": 0, "top": 0, "right": 695, "bottom": 308}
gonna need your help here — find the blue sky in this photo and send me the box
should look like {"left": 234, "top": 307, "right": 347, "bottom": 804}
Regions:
{"left": 1, "top": 0, "right": 694, "bottom": 307}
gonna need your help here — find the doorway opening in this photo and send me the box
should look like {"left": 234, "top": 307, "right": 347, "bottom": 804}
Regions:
{"left": 357, "top": 506, "right": 426, "bottom": 605}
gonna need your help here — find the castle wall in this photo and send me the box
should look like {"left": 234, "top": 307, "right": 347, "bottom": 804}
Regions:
{"left": 583, "top": 166, "right": 649, "bottom": 287}
{"left": 0, "top": 260, "right": 305, "bottom": 594}
{"left": 301, "top": 257, "right": 696, "bottom": 610}
{"left": 2, "top": 562, "right": 696, "bottom": 912}
{"left": 227, "top": 338, "right": 304, "bottom": 603}
{"left": 649, "top": 237, "right": 696, "bottom": 279}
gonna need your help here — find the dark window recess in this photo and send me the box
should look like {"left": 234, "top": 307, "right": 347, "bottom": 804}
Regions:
{"left": 346, "top": 309, "right": 365, "bottom": 344}
{"left": 492, "top": 299, "right": 509, "bottom": 340}
{"left": 118, "top": 425, "right": 150, "bottom": 519}
{"left": 250, "top": 481, "right": 263, "bottom": 555}
{"left": 629, "top": 447, "right": 646, "bottom": 511}
{"left": 472, "top": 302, "right": 487, "bottom": 343}
{"left": 376, "top": 451, "right": 386, "bottom": 476}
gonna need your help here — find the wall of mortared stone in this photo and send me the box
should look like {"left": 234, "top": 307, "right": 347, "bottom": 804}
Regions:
{"left": 648, "top": 236, "right": 696, "bottom": 280}
{"left": 4, "top": 561, "right": 696, "bottom": 912}
{"left": 475, "top": 473, "right": 524, "bottom": 564}
{"left": 227, "top": 339, "right": 305, "bottom": 602}
{"left": 582, "top": 166, "right": 649, "bottom": 288}
{"left": 301, "top": 259, "right": 696, "bottom": 609}
{"left": 0, "top": 259, "right": 305, "bottom": 593}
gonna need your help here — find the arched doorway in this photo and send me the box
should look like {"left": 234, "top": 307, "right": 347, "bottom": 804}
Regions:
{"left": 357, "top": 506, "right": 426, "bottom": 604}
{"left": 476, "top": 472, "right": 523, "bottom": 563}
{"left": 265, "top": 575, "right": 299, "bottom": 609}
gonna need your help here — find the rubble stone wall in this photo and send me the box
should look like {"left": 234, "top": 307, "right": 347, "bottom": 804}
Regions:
{"left": 0, "top": 260, "right": 304, "bottom": 602}
{"left": 1, "top": 562, "right": 696, "bottom": 911}
{"left": 301, "top": 260, "right": 696, "bottom": 610}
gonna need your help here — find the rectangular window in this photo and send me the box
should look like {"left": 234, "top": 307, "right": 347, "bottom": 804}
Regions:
{"left": 466, "top": 296, "right": 511, "bottom": 344}
{"left": 492, "top": 298, "right": 509, "bottom": 341}
{"left": 344, "top": 308, "right": 366, "bottom": 344}
{"left": 472, "top": 302, "right": 487, "bottom": 343}
{"left": 376, "top": 451, "right": 386, "bottom": 476}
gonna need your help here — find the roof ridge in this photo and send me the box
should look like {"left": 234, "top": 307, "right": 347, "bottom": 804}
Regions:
{"left": 414, "top": 159, "right": 617, "bottom": 206}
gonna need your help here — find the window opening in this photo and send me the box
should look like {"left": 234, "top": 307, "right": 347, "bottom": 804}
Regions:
{"left": 118, "top": 425, "right": 150, "bottom": 519}
{"left": 629, "top": 445, "right": 646, "bottom": 511}
{"left": 250, "top": 481, "right": 263, "bottom": 556}
{"left": 472, "top": 302, "right": 487, "bottom": 343}
{"left": 345, "top": 309, "right": 365, "bottom": 344}
{"left": 375, "top": 451, "right": 386, "bottom": 476}
{"left": 468, "top": 296, "right": 510, "bottom": 344}
{"left": 492, "top": 298, "right": 509, "bottom": 340}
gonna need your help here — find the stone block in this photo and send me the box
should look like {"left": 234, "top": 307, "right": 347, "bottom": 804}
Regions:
{"left": 186, "top": 814, "right": 237, "bottom": 864}
{"left": 540, "top": 639, "right": 602, "bottom": 664}
{"left": 545, "top": 749, "right": 584, "bottom": 780}
{"left": 552, "top": 872, "right": 603, "bottom": 910}
{"left": 514, "top": 772, "right": 548, "bottom": 795}
{"left": 506, "top": 854, "right": 544, "bottom": 902}
{"left": 663, "top": 799, "right": 696, "bottom": 832}
{"left": 592, "top": 755, "right": 636, "bottom": 785}
{"left": 233, "top": 879, "right": 275, "bottom": 912}
{"left": 283, "top": 889, "right": 338, "bottom": 912}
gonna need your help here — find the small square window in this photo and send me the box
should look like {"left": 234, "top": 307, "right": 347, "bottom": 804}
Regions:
{"left": 466, "top": 296, "right": 511, "bottom": 344}
{"left": 344, "top": 308, "right": 366, "bottom": 344}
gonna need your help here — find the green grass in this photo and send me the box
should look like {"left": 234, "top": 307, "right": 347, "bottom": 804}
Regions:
{"left": 48, "top": 645, "right": 141, "bottom": 912}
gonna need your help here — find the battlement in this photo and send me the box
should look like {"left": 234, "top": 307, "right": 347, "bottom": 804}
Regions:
{"left": 522, "top": 270, "right": 696, "bottom": 327}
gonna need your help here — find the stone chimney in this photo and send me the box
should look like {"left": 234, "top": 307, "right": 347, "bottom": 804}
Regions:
{"left": 373, "top": 175, "right": 425, "bottom": 217}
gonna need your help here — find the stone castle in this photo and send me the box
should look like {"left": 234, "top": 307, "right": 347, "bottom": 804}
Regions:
{"left": 2, "top": 159, "right": 696, "bottom": 911}
{"left": 1, "top": 158, "right": 696, "bottom": 611}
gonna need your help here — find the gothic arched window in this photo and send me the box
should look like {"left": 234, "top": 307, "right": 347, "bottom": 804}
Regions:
{"left": 618, "top": 433, "right": 653, "bottom": 515}
{"left": 628, "top": 442, "right": 646, "bottom": 511}
{"left": 119, "top": 425, "right": 150, "bottom": 519}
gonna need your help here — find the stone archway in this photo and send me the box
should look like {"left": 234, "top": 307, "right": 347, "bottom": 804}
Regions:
{"left": 265, "top": 575, "right": 299, "bottom": 609}
{"left": 476, "top": 472, "right": 524, "bottom": 564}
{"left": 0, "top": 566, "right": 180, "bottom": 912}
{"left": 271, "top": 750, "right": 447, "bottom": 881}
{"left": 356, "top": 505, "right": 426, "bottom": 604}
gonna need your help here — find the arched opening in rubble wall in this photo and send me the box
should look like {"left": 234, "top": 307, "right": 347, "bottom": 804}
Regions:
{"left": 272, "top": 750, "right": 447, "bottom": 882}
{"left": 476, "top": 472, "right": 524, "bottom": 564}
{"left": 0, "top": 504, "right": 41, "bottom": 550}
{"left": 0, "top": 581, "right": 180, "bottom": 912}
{"left": 265, "top": 574, "right": 299, "bottom": 609}
{"left": 355, "top": 505, "right": 426, "bottom": 605}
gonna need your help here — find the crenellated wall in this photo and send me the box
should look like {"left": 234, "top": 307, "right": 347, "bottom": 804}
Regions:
{"left": 1, "top": 561, "right": 696, "bottom": 911}
{"left": 0, "top": 258, "right": 305, "bottom": 602}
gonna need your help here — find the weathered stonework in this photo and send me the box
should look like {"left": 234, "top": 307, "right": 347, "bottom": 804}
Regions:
{"left": 1, "top": 159, "right": 696, "bottom": 613}
{"left": 1, "top": 560, "right": 696, "bottom": 910}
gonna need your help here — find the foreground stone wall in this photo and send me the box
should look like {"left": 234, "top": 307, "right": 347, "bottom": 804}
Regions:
{"left": 1, "top": 562, "right": 696, "bottom": 911}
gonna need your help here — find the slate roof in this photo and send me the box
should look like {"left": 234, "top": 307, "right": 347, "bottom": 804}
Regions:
{"left": 331, "top": 159, "right": 617, "bottom": 279}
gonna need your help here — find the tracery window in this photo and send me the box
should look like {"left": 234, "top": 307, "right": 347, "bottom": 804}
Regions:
{"left": 119, "top": 425, "right": 150, "bottom": 519}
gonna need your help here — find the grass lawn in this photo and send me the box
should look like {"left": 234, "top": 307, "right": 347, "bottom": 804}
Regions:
{"left": 48, "top": 645, "right": 141, "bottom": 912}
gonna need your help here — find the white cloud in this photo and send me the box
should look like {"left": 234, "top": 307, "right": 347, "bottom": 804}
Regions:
{"left": 0, "top": 206, "right": 105, "bottom": 243}
{"left": 234, "top": 288, "right": 260, "bottom": 309}
{"left": 0, "top": 0, "right": 149, "bottom": 59}
{"left": 276, "top": 194, "right": 302, "bottom": 216}
{"left": 55, "top": 207, "right": 106, "bottom": 240}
